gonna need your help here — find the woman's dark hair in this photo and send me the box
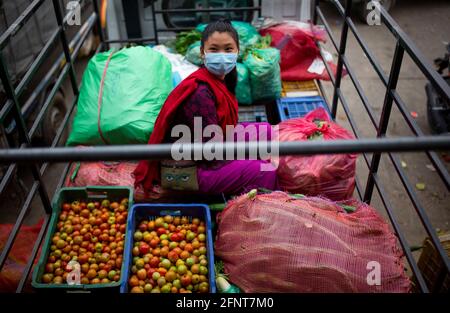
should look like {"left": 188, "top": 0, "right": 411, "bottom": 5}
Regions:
{"left": 200, "top": 19, "right": 239, "bottom": 94}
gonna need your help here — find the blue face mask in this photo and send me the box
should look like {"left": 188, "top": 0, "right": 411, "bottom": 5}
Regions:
{"left": 204, "top": 52, "right": 238, "bottom": 76}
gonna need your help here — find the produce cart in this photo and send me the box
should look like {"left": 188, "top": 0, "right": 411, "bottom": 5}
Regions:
{"left": 0, "top": 0, "right": 449, "bottom": 293}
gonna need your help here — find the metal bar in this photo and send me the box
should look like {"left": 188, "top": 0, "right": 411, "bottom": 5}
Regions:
{"left": 92, "top": 0, "right": 105, "bottom": 43}
{"left": 15, "top": 28, "right": 62, "bottom": 99}
{"left": 122, "top": 0, "right": 142, "bottom": 40}
{"left": 0, "top": 0, "right": 45, "bottom": 49}
{"left": 388, "top": 153, "right": 450, "bottom": 272}
{"left": 317, "top": 44, "right": 336, "bottom": 85}
{"left": 372, "top": 174, "right": 429, "bottom": 292}
{"left": 335, "top": 87, "right": 372, "bottom": 168}
{"left": 155, "top": 27, "right": 197, "bottom": 32}
{"left": 334, "top": 0, "right": 389, "bottom": 86}
{"left": 0, "top": 52, "right": 52, "bottom": 214}
{"left": 0, "top": 181, "right": 39, "bottom": 271}
{"left": 258, "top": 0, "right": 262, "bottom": 17}
{"left": 341, "top": 55, "right": 379, "bottom": 128}
{"left": 104, "top": 37, "right": 156, "bottom": 44}
{"left": 28, "top": 64, "right": 70, "bottom": 139}
{"left": 16, "top": 214, "right": 51, "bottom": 293}
{"left": 154, "top": 7, "right": 262, "bottom": 14}
{"left": 316, "top": 6, "right": 339, "bottom": 52}
{"left": 0, "top": 137, "right": 449, "bottom": 164}
{"left": 0, "top": 163, "right": 17, "bottom": 195}
{"left": 51, "top": 0, "right": 79, "bottom": 96}
{"left": 364, "top": 42, "right": 405, "bottom": 203}
{"left": 0, "top": 28, "right": 61, "bottom": 123}
{"left": 354, "top": 175, "right": 363, "bottom": 200}
{"left": 151, "top": 0, "right": 159, "bottom": 45}
{"left": 18, "top": 13, "right": 96, "bottom": 120}
{"left": 380, "top": 6, "right": 450, "bottom": 100}
{"left": 330, "top": 0, "right": 352, "bottom": 118}
{"left": 390, "top": 91, "right": 450, "bottom": 189}
{"left": 28, "top": 8, "right": 94, "bottom": 141}
{"left": 312, "top": 0, "right": 320, "bottom": 25}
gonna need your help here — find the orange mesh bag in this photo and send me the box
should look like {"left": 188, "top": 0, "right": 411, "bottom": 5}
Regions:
{"left": 214, "top": 191, "right": 411, "bottom": 293}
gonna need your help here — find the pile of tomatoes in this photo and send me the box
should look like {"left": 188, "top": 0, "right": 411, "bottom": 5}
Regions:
{"left": 128, "top": 215, "right": 210, "bottom": 293}
{"left": 41, "top": 198, "right": 129, "bottom": 285}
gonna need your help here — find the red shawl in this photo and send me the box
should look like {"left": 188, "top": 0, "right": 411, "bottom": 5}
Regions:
{"left": 134, "top": 67, "right": 238, "bottom": 190}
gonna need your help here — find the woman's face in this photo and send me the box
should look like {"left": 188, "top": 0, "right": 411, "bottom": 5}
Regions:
{"left": 201, "top": 31, "right": 238, "bottom": 57}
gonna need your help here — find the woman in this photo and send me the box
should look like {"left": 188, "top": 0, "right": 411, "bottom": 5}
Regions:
{"left": 134, "top": 19, "right": 278, "bottom": 195}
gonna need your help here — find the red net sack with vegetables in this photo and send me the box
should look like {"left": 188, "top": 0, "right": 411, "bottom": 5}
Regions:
{"left": 0, "top": 220, "right": 43, "bottom": 292}
{"left": 64, "top": 161, "right": 137, "bottom": 187}
{"left": 274, "top": 108, "right": 357, "bottom": 201}
{"left": 214, "top": 191, "right": 411, "bottom": 293}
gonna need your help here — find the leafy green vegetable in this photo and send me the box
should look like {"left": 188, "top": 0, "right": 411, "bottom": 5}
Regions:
{"left": 175, "top": 30, "right": 202, "bottom": 55}
{"left": 253, "top": 35, "right": 272, "bottom": 49}
{"left": 341, "top": 205, "right": 356, "bottom": 213}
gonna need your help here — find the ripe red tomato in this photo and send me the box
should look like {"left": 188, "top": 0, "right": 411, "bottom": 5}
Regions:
{"left": 181, "top": 274, "right": 192, "bottom": 287}
{"left": 157, "top": 228, "right": 167, "bottom": 236}
{"left": 149, "top": 257, "right": 159, "bottom": 268}
{"left": 139, "top": 242, "right": 150, "bottom": 255}
{"left": 149, "top": 238, "right": 159, "bottom": 248}
{"left": 62, "top": 203, "right": 71, "bottom": 212}
{"left": 170, "top": 233, "right": 180, "bottom": 242}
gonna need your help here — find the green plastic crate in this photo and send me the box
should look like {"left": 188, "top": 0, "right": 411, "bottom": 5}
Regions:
{"left": 31, "top": 186, "right": 134, "bottom": 292}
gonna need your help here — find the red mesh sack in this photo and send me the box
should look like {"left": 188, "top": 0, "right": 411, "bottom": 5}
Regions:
{"left": 214, "top": 191, "right": 411, "bottom": 293}
{"left": 64, "top": 161, "right": 138, "bottom": 188}
{"left": 260, "top": 22, "right": 339, "bottom": 81}
{"left": 274, "top": 108, "right": 357, "bottom": 200}
{"left": 0, "top": 220, "right": 43, "bottom": 292}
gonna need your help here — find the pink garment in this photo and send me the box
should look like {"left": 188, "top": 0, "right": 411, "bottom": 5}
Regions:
{"left": 198, "top": 121, "right": 278, "bottom": 195}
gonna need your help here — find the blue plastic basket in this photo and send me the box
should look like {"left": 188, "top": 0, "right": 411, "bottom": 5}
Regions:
{"left": 121, "top": 203, "right": 216, "bottom": 293}
{"left": 238, "top": 105, "right": 268, "bottom": 123}
{"left": 276, "top": 96, "right": 331, "bottom": 121}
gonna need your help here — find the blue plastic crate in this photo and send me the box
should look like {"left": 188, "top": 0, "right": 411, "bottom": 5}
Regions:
{"left": 238, "top": 105, "right": 268, "bottom": 123}
{"left": 121, "top": 203, "right": 216, "bottom": 293}
{"left": 276, "top": 96, "right": 331, "bottom": 121}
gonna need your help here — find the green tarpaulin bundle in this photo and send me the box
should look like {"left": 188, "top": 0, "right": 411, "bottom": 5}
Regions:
{"left": 244, "top": 47, "right": 282, "bottom": 101}
{"left": 67, "top": 46, "right": 172, "bottom": 146}
{"left": 236, "top": 63, "right": 252, "bottom": 105}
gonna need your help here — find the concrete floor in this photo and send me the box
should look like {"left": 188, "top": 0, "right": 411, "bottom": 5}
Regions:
{"left": 1, "top": 0, "right": 449, "bottom": 273}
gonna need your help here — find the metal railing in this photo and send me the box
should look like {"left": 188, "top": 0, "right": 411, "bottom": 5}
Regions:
{"left": 312, "top": 0, "right": 450, "bottom": 292}
{"left": 0, "top": 0, "right": 448, "bottom": 293}
{"left": 0, "top": 0, "right": 103, "bottom": 292}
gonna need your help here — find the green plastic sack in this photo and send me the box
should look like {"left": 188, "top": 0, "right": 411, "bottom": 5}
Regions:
{"left": 67, "top": 46, "right": 172, "bottom": 146}
{"left": 196, "top": 21, "right": 260, "bottom": 60}
{"left": 236, "top": 63, "right": 252, "bottom": 105}
{"left": 196, "top": 21, "right": 260, "bottom": 47}
{"left": 185, "top": 41, "right": 203, "bottom": 66}
{"left": 244, "top": 48, "right": 282, "bottom": 101}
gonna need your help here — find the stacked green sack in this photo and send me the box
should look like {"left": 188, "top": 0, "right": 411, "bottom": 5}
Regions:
{"left": 196, "top": 21, "right": 261, "bottom": 60}
{"left": 244, "top": 48, "right": 282, "bottom": 101}
{"left": 181, "top": 21, "right": 281, "bottom": 103}
{"left": 67, "top": 46, "right": 172, "bottom": 146}
{"left": 185, "top": 41, "right": 203, "bottom": 66}
{"left": 236, "top": 63, "right": 252, "bottom": 105}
